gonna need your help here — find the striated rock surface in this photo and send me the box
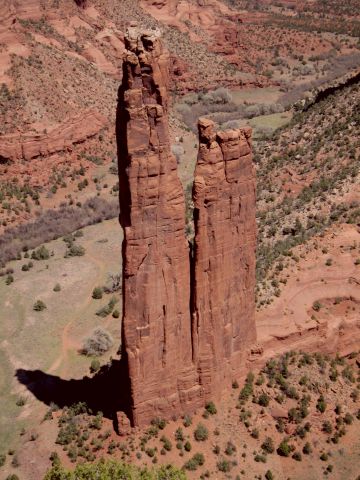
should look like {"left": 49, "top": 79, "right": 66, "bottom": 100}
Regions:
{"left": 0, "top": 110, "right": 107, "bottom": 162}
{"left": 192, "top": 118, "right": 257, "bottom": 397}
{"left": 116, "top": 28, "right": 201, "bottom": 427}
{"left": 117, "top": 30, "right": 257, "bottom": 426}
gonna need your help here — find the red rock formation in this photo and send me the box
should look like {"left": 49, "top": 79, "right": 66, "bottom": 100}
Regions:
{"left": 117, "top": 28, "right": 201, "bottom": 427}
{"left": 117, "top": 30, "right": 257, "bottom": 426}
{"left": 0, "top": 110, "right": 107, "bottom": 162}
{"left": 191, "top": 118, "right": 257, "bottom": 397}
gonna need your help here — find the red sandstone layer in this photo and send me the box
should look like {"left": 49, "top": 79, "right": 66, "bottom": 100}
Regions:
{"left": 0, "top": 110, "right": 107, "bottom": 162}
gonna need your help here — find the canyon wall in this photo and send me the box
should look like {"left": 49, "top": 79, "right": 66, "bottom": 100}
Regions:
{"left": 0, "top": 110, "right": 106, "bottom": 163}
{"left": 117, "top": 29, "right": 256, "bottom": 426}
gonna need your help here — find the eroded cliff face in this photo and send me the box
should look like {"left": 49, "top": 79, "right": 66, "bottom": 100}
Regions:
{"left": 116, "top": 28, "right": 202, "bottom": 427}
{"left": 192, "top": 118, "right": 257, "bottom": 397}
{"left": 117, "top": 29, "right": 256, "bottom": 426}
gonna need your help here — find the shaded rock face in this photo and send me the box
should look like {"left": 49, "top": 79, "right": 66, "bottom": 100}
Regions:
{"left": 192, "top": 118, "right": 257, "bottom": 397}
{"left": 75, "top": 0, "right": 87, "bottom": 7}
{"left": 117, "top": 30, "right": 256, "bottom": 426}
{"left": 116, "top": 28, "right": 201, "bottom": 427}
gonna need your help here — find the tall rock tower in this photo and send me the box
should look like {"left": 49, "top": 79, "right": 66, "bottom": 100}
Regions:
{"left": 116, "top": 28, "right": 201, "bottom": 427}
{"left": 117, "top": 28, "right": 256, "bottom": 427}
{"left": 191, "top": 118, "right": 257, "bottom": 397}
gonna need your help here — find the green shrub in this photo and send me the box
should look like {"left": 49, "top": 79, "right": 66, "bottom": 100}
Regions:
{"left": 65, "top": 244, "right": 85, "bottom": 257}
{"left": 0, "top": 454, "right": 5, "bottom": 467}
{"left": 344, "top": 413, "right": 353, "bottom": 425}
{"left": 265, "top": 471, "right": 274, "bottom": 480}
{"left": 277, "top": 439, "right": 291, "bottom": 457}
{"left": 224, "top": 441, "right": 236, "bottom": 456}
{"left": 184, "top": 441, "right": 191, "bottom": 452}
{"left": 96, "top": 297, "right": 117, "bottom": 318}
{"left": 239, "top": 372, "right": 254, "bottom": 401}
{"left": 322, "top": 421, "right": 333, "bottom": 434}
{"left": 92, "top": 287, "right": 103, "bottom": 299}
{"left": 5, "top": 274, "right": 14, "bottom": 285}
{"left": 175, "top": 428, "right": 184, "bottom": 442}
{"left": 53, "top": 283, "right": 61, "bottom": 292}
{"left": 316, "top": 395, "right": 327, "bottom": 413}
{"left": 261, "top": 437, "right": 274, "bottom": 454}
{"left": 90, "top": 359, "right": 100, "bottom": 373}
{"left": 151, "top": 417, "right": 166, "bottom": 430}
{"left": 183, "top": 452, "right": 205, "bottom": 470}
{"left": 31, "top": 245, "right": 50, "bottom": 260}
{"left": 258, "top": 392, "right": 270, "bottom": 407}
{"left": 205, "top": 401, "right": 217, "bottom": 415}
{"left": 160, "top": 436, "right": 172, "bottom": 452}
{"left": 33, "top": 300, "right": 46, "bottom": 311}
{"left": 292, "top": 451, "right": 302, "bottom": 461}
{"left": 112, "top": 309, "right": 120, "bottom": 318}
{"left": 16, "top": 397, "right": 26, "bottom": 407}
{"left": 303, "top": 442, "right": 312, "bottom": 455}
{"left": 183, "top": 415, "right": 192, "bottom": 427}
{"left": 254, "top": 454, "right": 266, "bottom": 463}
{"left": 217, "top": 459, "right": 231, "bottom": 472}
{"left": 194, "top": 423, "right": 208, "bottom": 441}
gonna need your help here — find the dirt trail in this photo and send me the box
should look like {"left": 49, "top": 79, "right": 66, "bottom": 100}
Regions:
{"left": 48, "top": 250, "right": 108, "bottom": 377}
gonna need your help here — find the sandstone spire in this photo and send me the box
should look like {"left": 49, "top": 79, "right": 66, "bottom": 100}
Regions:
{"left": 191, "top": 118, "right": 257, "bottom": 397}
{"left": 116, "top": 27, "right": 201, "bottom": 426}
{"left": 117, "top": 29, "right": 256, "bottom": 427}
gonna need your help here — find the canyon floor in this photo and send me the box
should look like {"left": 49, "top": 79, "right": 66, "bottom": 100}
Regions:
{"left": 0, "top": 214, "right": 359, "bottom": 479}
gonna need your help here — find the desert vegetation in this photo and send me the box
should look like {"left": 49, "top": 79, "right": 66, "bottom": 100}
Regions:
{"left": 255, "top": 80, "right": 360, "bottom": 305}
{"left": 0, "top": 196, "right": 118, "bottom": 266}
{"left": 10, "top": 350, "right": 355, "bottom": 479}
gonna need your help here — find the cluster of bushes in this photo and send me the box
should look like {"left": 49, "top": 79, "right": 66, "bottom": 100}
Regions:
{"left": 63, "top": 231, "right": 85, "bottom": 258}
{"left": 96, "top": 297, "right": 118, "bottom": 318}
{"left": 177, "top": 87, "right": 285, "bottom": 132}
{"left": 44, "top": 459, "right": 186, "bottom": 480}
{"left": 0, "top": 196, "right": 119, "bottom": 266}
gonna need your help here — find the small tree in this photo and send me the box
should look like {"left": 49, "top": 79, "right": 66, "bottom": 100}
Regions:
{"left": 81, "top": 328, "right": 113, "bottom": 356}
